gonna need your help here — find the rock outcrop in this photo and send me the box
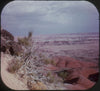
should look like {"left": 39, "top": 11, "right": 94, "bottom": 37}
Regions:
{"left": 1, "top": 29, "right": 14, "bottom": 41}
{"left": 1, "top": 28, "right": 23, "bottom": 56}
{"left": 48, "top": 56, "right": 99, "bottom": 90}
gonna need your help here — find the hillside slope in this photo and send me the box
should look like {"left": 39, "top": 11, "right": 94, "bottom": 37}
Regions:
{"left": 1, "top": 53, "right": 29, "bottom": 90}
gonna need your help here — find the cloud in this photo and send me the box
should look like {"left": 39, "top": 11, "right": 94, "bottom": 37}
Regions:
{"left": 1, "top": 1, "right": 99, "bottom": 36}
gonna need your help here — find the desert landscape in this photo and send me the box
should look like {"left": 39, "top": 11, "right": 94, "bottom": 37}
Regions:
{"left": 34, "top": 33, "right": 99, "bottom": 62}
{"left": 1, "top": 1, "right": 99, "bottom": 90}
{"left": 1, "top": 28, "right": 99, "bottom": 90}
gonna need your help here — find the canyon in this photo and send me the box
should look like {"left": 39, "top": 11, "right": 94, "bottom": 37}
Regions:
{"left": 1, "top": 29, "right": 99, "bottom": 90}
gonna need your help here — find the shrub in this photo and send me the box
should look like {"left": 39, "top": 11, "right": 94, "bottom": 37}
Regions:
{"left": 43, "top": 58, "right": 56, "bottom": 66}
{"left": 7, "top": 58, "right": 24, "bottom": 73}
{"left": 44, "top": 59, "right": 50, "bottom": 64}
{"left": 48, "top": 74, "right": 55, "bottom": 83}
{"left": 28, "top": 31, "right": 32, "bottom": 39}
{"left": 46, "top": 72, "right": 54, "bottom": 83}
{"left": 46, "top": 72, "right": 51, "bottom": 77}
{"left": 18, "top": 37, "right": 30, "bottom": 47}
{"left": 17, "top": 31, "right": 33, "bottom": 47}
{"left": 50, "top": 59, "right": 56, "bottom": 66}
{"left": 30, "top": 81, "right": 47, "bottom": 90}
{"left": 58, "top": 71, "right": 68, "bottom": 80}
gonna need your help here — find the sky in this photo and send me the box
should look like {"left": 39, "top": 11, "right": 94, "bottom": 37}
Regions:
{"left": 1, "top": 1, "right": 99, "bottom": 36}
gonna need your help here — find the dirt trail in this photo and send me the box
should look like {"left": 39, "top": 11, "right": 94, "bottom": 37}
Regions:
{"left": 1, "top": 53, "right": 28, "bottom": 90}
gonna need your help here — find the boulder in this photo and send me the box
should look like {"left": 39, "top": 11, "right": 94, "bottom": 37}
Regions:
{"left": 77, "top": 75, "right": 95, "bottom": 89}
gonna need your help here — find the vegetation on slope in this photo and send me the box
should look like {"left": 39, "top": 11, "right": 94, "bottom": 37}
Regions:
{"left": 6, "top": 31, "right": 66, "bottom": 90}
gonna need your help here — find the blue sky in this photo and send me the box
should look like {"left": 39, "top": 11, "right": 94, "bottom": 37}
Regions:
{"left": 1, "top": 1, "right": 99, "bottom": 36}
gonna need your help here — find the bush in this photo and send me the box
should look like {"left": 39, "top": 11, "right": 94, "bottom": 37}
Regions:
{"left": 17, "top": 31, "right": 33, "bottom": 47}
{"left": 46, "top": 72, "right": 51, "bottom": 77}
{"left": 30, "top": 81, "right": 47, "bottom": 90}
{"left": 48, "top": 76, "right": 54, "bottom": 83}
{"left": 46, "top": 72, "right": 54, "bottom": 83}
{"left": 28, "top": 31, "right": 32, "bottom": 39}
{"left": 7, "top": 58, "right": 24, "bottom": 73}
{"left": 18, "top": 37, "right": 30, "bottom": 47}
{"left": 44, "top": 59, "right": 50, "bottom": 64}
{"left": 48, "top": 75, "right": 54, "bottom": 83}
{"left": 58, "top": 71, "right": 68, "bottom": 80}
{"left": 50, "top": 59, "right": 56, "bottom": 66}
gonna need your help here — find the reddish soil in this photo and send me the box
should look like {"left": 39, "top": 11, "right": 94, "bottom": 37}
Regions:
{"left": 46, "top": 56, "right": 99, "bottom": 90}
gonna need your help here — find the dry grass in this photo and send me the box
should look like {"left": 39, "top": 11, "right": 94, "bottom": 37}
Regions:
{"left": 7, "top": 58, "right": 24, "bottom": 73}
{"left": 18, "top": 37, "right": 30, "bottom": 47}
{"left": 17, "top": 31, "right": 33, "bottom": 47}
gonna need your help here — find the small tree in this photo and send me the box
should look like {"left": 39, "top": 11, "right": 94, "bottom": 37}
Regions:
{"left": 17, "top": 31, "right": 33, "bottom": 48}
{"left": 28, "top": 31, "right": 32, "bottom": 39}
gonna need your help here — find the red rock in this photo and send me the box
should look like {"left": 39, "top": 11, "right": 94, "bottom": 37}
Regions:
{"left": 77, "top": 75, "right": 95, "bottom": 89}
{"left": 51, "top": 56, "right": 99, "bottom": 90}
{"left": 80, "top": 68, "right": 98, "bottom": 78}
{"left": 66, "top": 84, "right": 86, "bottom": 90}
{"left": 56, "top": 60, "right": 66, "bottom": 68}
{"left": 53, "top": 56, "right": 82, "bottom": 68}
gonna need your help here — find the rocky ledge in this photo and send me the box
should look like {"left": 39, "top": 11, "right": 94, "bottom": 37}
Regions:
{"left": 1, "top": 29, "right": 23, "bottom": 56}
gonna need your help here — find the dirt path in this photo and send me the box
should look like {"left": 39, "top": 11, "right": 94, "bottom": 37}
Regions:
{"left": 1, "top": 53, "right": 28, "bottom": 90}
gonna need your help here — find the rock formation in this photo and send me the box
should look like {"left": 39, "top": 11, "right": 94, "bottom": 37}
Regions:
{"left": 48, "top": 56, "right": 99, "bottom": 90}
{"left": 1, "top": 28, "right": 23, "bottom": 56}
{"left": 1, "top": 29, "right": 14, "bottom": 41}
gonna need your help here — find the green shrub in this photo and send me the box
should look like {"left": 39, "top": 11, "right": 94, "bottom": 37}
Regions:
{"left": 58, "top": 71, "right": 68, "bottom": 80}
